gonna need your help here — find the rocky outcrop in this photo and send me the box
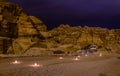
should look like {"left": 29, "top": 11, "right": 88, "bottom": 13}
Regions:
{"left": 48, "top": 25, "right": 120, "bottom": 53}
{"left": 0, "top": 1, "right": 119, "bottom": 55}
{"left": 0, "top": 1, "right": 47, "bottom": 54}
{"left": 14, "top": 15, "right": 47, "bottom": 54}
{"left": 17, "top": 16, "right": 47, "bottom": 36}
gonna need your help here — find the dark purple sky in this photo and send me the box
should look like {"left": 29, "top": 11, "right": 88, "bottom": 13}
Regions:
{"left": 6, "top": 0, "right": 120, "bottom": 29}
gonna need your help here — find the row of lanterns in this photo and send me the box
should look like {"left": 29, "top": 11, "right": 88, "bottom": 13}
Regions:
{"left": 11, "top": 53, "right": 102, "bottom": 67}
{"left": 59, "top": 53, "right": 102, "bottom": 60}
{"left": 11, "top": 60, "right": 42, "bottom": 67}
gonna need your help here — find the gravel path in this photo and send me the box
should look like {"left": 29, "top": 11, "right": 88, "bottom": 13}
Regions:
{"left": 0, "top": 55, "right": 120, "bottom": 76}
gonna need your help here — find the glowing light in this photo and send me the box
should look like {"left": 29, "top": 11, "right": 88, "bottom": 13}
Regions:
{"left": 73, "top": 57, "right": 79, "bottom": 61}
{"left": 77, "top": 55, "right": 80, "bottom": 58}
{"left": 11, "top": 60, "right": 21, "bottom": 64}
{"left": 85, "top": 54, "right": 88, "bottom": 56}
{"left": 34, "top": 63, "right": 37, "bottom": 66}
{"left": 30, "top": 63, "right": 43, "bottom": 67}
{"left": 59, "top": 57, "right": 63, "bottom": 59}
{"left": 33, "top": 63, "right": 39, "bottom": 67}
{"left": 99, "top": 53, "right": 102, "bottom": 57}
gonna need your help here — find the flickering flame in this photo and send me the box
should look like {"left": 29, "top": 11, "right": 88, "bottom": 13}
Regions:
{"left": 73, "top": 57, "right": 79, "bottom": 61}
{"left": 99, "top": 53, "right": 102, "bottom": 57}
{"left": 59, "top": 57, "right": 63, "bottom": 59}
{"left": 30, "top": 63, "right": 42, "bottom": 67}
{"left": 12, "top": 60, "right": 21, "bottom": 64}
{"left": 85, "top": 54, "right": 88, "bottom": 56}
{"left": 14, "top": 60, "right": 18, "bottom": 63}
{"left": 34, "top": 63, "right": 39, "bottom": 66}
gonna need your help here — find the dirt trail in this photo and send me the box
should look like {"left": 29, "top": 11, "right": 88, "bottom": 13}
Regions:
{"left": 0, "top": 55, "right": 120, "bottom": 76}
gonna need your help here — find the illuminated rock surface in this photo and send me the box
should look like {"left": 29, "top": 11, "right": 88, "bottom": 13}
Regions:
{"left": 0, "top": 1, "right": 119, "bottom": 55}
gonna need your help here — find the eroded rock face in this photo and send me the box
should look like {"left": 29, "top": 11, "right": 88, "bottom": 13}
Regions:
{"left": 0, "top": 1, "right": 120, "bottom": 55}
{"left": 0, "top": 1, "right": 47, "bottom": 54}
{"left": 48, "top": 25, "right": 120, "bottom": 53}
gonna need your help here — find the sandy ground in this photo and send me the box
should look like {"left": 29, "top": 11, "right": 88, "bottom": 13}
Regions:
{"left": 0, "top": 53, "right": 120, "bottom": 76}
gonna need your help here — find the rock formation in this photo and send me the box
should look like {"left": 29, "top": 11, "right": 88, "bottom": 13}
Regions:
{"left": 0, "top": 1, "right": 47, "bottom": 55}
{"left": 0, "top": 1, "right": 120, "bottom": 55}
{"left": 48, "top": 25, "right": 120, "bottom": 54}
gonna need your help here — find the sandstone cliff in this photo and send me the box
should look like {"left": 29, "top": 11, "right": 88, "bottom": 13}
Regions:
{"left": 48, "top": 25, "right": 120, "bottom": 54}
{"left": 0, "top": 1, "right": 119, "bottom": 55}
{"left": 0, "top": 1, "right": 47, "bottom": 54}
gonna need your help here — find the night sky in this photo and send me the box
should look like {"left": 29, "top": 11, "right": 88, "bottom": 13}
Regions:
{"left": 6, "top": 0, "right": 120, "bottom": 29}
